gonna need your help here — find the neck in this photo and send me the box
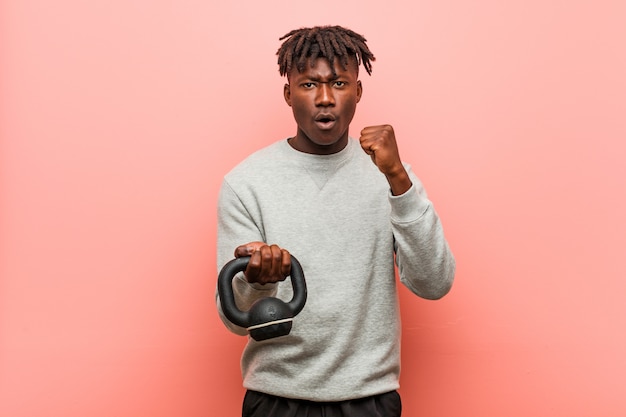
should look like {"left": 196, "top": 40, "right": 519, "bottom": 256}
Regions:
{"left": 288, "top": 130, "right": 349, "bottom": 155}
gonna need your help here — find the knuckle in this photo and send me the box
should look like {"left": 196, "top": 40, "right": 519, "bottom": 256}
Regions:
{"left": 248, "top": 255, "right": 260, "bottom": 269}
{"left": 261, "top": 249, "right": 272, "bottom": 261}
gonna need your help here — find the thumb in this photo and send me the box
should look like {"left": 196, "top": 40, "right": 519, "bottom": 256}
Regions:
{"left": 234, "top": 241, "right": 265, "bottom": 257}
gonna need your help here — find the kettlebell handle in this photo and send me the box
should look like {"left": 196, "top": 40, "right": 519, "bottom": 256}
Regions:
{"left": 218, "top": 254, "right": 307, "bottom": 329}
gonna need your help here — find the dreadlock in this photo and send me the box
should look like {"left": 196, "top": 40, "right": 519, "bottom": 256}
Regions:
{"left": 277, "top": 25, "right": 375, "bottom": 77}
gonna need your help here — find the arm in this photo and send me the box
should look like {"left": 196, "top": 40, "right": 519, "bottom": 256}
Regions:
{"left": 390, "top": 172, "right": 455, "bottom": 299}
{"left": 360, "top": 125, "right": 455, "bottom": 299}
{"left": 215, "top": 180, "right": 292, "bottom": 334}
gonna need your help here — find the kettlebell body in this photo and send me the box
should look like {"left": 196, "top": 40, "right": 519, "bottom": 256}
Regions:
{"left": 218, "top": 255, "right": 307, "bottom": 341}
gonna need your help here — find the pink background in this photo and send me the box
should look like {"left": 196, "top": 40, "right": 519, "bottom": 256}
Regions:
{"left": 2, "top": 1, "right": 625, "bottom": 416}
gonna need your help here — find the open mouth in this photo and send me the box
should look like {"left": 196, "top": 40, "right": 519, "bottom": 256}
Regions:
{"left": 315, "top": 114, "right": 336, "bottom": 129}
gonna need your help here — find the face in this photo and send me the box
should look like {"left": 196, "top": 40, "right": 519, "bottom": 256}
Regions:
{"left": 284, "top": 57, "right": 362, "bottom": 155}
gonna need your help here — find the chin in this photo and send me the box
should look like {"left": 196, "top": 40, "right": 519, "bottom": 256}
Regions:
{"left": 294, "top": 127, "right": 349, "bottom": 153}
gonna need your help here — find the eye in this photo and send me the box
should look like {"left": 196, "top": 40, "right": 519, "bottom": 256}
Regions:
{"left": 302, "top": 82, "right": 316, "bottom": 89}
{"left": 333, "top": 81, "right": 347, "bottom": 88}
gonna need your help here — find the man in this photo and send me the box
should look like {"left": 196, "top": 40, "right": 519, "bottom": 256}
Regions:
{"left": 216, "top": 25, "right": 455, "bottom": 417}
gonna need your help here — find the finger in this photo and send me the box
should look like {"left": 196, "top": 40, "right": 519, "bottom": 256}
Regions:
{"left": 257, "top": 245, "right": 274, "bottom": 284}
{"left": 244, "top": 248, "right": 262, "bottom": 283}
{"left": 234, "top": 241, "right": 265, "bottom": 257}
{"left": 359, "top": 137, "right": 375, "bottom": 155}
{"left": 280, "top": 249, "right": 291, "bottom": 277}
{"left": 234, "top": 245, "right": 251, "bottom": 258}
{"left": 360, "top": 125, "right": 378, "bottom": 137}
{"left": 269, "top": 244, "right": 283, "bottom": 280}
{"left": 360, "top": 133, "right": 380, "bottom": 155}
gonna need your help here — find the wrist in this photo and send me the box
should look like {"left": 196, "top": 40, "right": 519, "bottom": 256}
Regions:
{"left": 386, "top": 168, "right": 412, "bottom": 196}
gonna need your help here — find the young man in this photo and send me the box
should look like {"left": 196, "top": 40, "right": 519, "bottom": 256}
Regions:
{"left": 216, "top": 25, "right": 455, "bottom": 417}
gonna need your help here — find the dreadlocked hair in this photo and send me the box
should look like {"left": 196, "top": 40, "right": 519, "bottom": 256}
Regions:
{"left": 277, "top": 25, "right": 375, "bottom": 77}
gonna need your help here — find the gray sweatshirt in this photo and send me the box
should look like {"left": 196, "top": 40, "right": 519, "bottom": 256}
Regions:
{"left": 216, "top": 138, "right": 455, "bottom": 401}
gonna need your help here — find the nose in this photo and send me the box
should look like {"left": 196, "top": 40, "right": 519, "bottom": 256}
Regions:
{"left": 315, "top": 83, "right": 335, "bottom": 107}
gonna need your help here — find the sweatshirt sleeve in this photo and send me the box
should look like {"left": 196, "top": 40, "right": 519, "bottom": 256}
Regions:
{"left": 389, "top": 164, "right": 456, "bottom": 299}
{"left": 215, "top": 179, "right": 278, "bottom": 335}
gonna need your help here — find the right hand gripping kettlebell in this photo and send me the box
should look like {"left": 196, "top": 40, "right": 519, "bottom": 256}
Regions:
{"left": 218, "top": 255, "right": 307, "bottom": 341}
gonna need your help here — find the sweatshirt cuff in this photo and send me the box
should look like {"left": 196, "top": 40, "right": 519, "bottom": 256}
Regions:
{"left": 388, "top": 183, "right": 431, "bottom": 223}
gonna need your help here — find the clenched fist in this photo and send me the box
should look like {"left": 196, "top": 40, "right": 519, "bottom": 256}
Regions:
{"left": 234, "top": 242, "right": 291, "bottom": 285}
{"left": 359, "top": 125, "right": 412, "bottom": 195}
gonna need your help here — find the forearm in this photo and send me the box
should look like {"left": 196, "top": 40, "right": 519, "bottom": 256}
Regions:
{"left": 390, "top": 170, "right": 455, "bottom": 299}
{"left": 215, "top": 181, "right": 279, "bottom": 333}
{"left": 395, "top": 207, "right": 455, "bottom": 299}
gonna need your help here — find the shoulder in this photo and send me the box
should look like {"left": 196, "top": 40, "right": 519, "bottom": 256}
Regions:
{"left": 225, "top": 140, "right": 292, "bottom": 178}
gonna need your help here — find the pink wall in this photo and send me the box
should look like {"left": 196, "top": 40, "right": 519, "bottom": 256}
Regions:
{"left": 2, "top": 1, "right": 625, "bottom": 416}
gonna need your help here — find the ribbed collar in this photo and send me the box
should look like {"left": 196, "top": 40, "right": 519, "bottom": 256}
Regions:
{"left": 279, "top": 138, "right": 357, "bottom": 190}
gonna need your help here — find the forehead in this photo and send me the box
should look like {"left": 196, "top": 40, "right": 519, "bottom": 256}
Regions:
{"left": 288, "top": 56, "right": 359, "bottom": 81}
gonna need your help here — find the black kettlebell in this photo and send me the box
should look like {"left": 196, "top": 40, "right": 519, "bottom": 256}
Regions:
{"left": 218, "top": 255, "right": 307, "bottom": 341}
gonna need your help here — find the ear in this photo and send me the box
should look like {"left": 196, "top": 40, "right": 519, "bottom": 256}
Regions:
{"left": 356, "top": 80, "right": 363, "bottom": 103}
{"left": 284, "top": 83, "right": 292, "bottom": 106}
